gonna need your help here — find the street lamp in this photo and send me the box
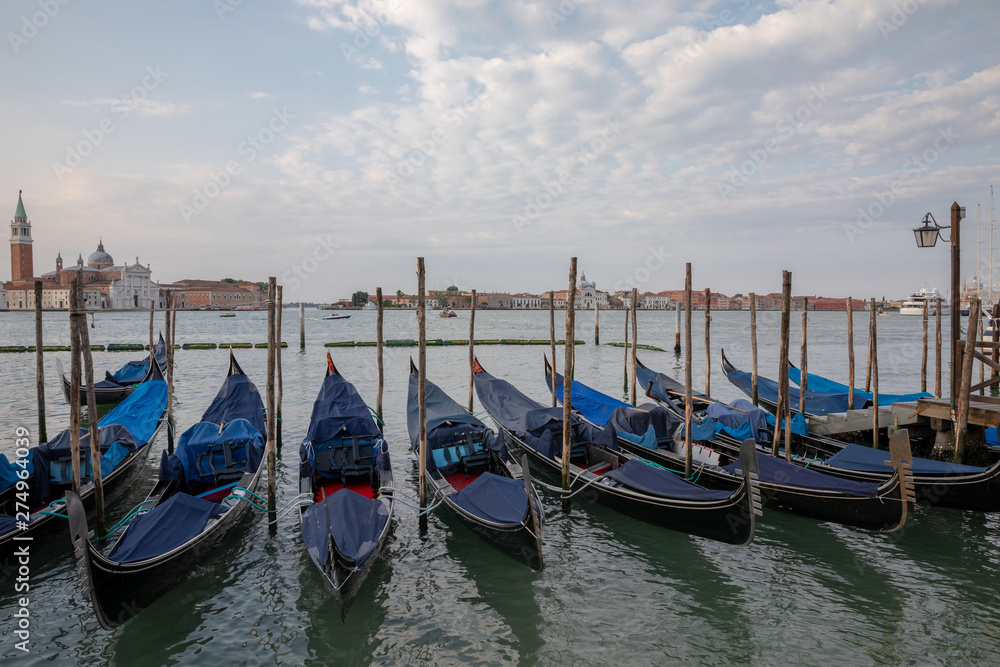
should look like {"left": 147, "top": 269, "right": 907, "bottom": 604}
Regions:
{"left": 912, "top": 202, "right": 966, "bottom": 407}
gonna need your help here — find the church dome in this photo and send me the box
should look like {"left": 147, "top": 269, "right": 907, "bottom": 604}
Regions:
{"left": 87, "top": 239, "right": 114, "bottom": 267}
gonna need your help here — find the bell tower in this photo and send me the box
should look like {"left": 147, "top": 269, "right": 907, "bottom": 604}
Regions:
{"left": 10, "top": 191, "right": 33, "bottom": 282}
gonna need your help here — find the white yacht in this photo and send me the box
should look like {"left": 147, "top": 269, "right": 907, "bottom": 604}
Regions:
{"left": 899, "top": 284, "right": 949, "bottom": 316}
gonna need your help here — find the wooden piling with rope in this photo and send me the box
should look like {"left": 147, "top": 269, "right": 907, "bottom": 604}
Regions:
{"left": 376, "top": 287, "right": 384, "bottom": 423}
{"left": 34, "top": 280, "right": 46, "bottom": 444}
{"left": 76, "top": 278, "right": 105, "bottom": 537}
{"left": 684, "top": 264, "right": 693, "bottom": 478}
{"left": 847, "top": 296, "right": 855, "bottom": 411}
{"left": 630, "top": 287, "right": 637, "bottom": 405}
{"left": 266, "top": 277, "right": 277, "bottom": 519}
{"left": 562, "top": 258, "right": 577, "bottom": 511}
{"left": 417, "top": 259, "right": 428, "bottom": 531}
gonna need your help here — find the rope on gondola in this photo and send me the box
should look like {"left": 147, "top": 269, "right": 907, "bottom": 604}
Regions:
{"left": 223, "top": 488, "right": 313, "bottom": 524}
{"left": 378, "top": 486, "right": 445, "bottom": 515}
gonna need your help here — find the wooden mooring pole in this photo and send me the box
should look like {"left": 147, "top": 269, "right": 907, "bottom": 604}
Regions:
{"left": 684, "top": 263, "right": 693, "bottom": 478}
{"left": 935, "top": 297, "right": 942, "bottom": 397}
{"left": 266, "top": 277, "right": 277, "bottom": 520}
{"left": 847, "top": 297, "right": 855, "bottom": 411}
{"left": 76, "top": 279, "right": 105, "bottom": 537}
{"left": 276, "top": 285, "right": 283, "bottom": 450}
{"left": 165, "top": 293, "right": 175, "bottom": 455}
{"left": 674, "top": 301, "right": 681, "bottom": 355}
{"left": 594, "top": 296, "right": 599, "bottom": 346}
{"left": 704, "top": 288, "right": 711, "bottom": 398}
{"left": 468, "top": 289, "right": 476, "bottom": 413}
{"left": 750, "top": 293, "right": 758, "bottom": 407}
{"left": 865, "top": 300, "right": 873, "bottom": 394}
{"left": 417, "top": 259, "right": 427, "bottom": 530}
{"left": 993, "top": 303, "right": 999, "bottom": 397}
{"left": 799, "top": 297, "right": 808, "bottom": 415}
{"left": 68, "top": 276, "right": 82, "bottom": 496}
{"left": 630, "top": 288, "right": 638, "bottom": 405}
{"left": 299, "top": 302, "right": 305, "bottom": 351}
{"left": 550, "top": 293, "right": 557, "bottom": 408}
{"left": 955, "top": 298, "right": 981, "bottom": 463}
{"left": 870, "top": 298, "right": 880, "bottom": 448}
{"left": 34, "top": 280, "right": 46, "bottom": 444}
{"left": 376, "top": 287, "right": 384, "bottom": 423}
{"left": 562, "top": 258, "right": 578, "bottom": 510}
{"left": 922, "top": 299, "right": 928, "bottom": 393}
{"left": 773, "top": 271, "right": 791, "bottom": 459}
{"left": 149, "top": 298, "right": 154, "bottom": 354}
{"left": 623, "top": 308, "right": 629, "bottom": 397}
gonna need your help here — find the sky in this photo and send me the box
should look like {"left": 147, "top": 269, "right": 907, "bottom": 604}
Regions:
{"left": 1, "top": 0, "right": 998, "bottom": 302}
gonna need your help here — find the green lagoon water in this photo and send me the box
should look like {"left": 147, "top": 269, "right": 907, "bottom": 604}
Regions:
{"left": 1, "top": 308, "right": 998, "bottom": 666}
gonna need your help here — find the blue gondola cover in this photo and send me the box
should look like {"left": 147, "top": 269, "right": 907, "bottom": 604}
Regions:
{"left": 450, "top": 473, "right": 529, "bottom": 525}
{"left": 31, "top": 424, "right": 138, "bottom": 501}
{"left": 110, "top": 339, "right": 168, "bottom": 384}
{"left": 826, "top": 443, "right": 987, "bottom": 475}
{"left": 305, "top": 374, "right": 381, "bottom": 445}
{"left": 301, "top": 488, "right": 389, "bottom": 568}
{"left": 108, "top": 492, "right": 229, "bottom": 563}
{"left": 603, "top": 460, "right": 733, "bottom": 501}
{"left": 162, "top": 419, "right": 265, "bottom": 490}
{"left": 724, "top": 452, "right": 880, "bottom": 497}
{"left": 99, "top": 379, "right": 168, "bottom": 444}
{"left": 200, "top": 374, "right": 267, "bottom": 436}
{"left": 789, "top": 366, "right": 931, "bottom": 405}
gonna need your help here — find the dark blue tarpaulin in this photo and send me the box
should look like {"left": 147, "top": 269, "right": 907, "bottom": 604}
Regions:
{"left": 99, "top": 379, "right": 168, "bottom": 444}
{"left": 110, "top": 338, "right": 167, "bottom": 384}
{"left": 108, "top": 492, "right": 229, "bottom": 563}
{"left": 474, "top": 368, "right": 617, "bottom": 458}
{"left": 826, "top": 443, "right": 987, "bottom": 475}
{"left": 724, "top": 452, "right": 881, "bottom": 497}
{"left": 724, "top": 361, "right": 852, "bottom": 416}
{"left": 0, "top": 453, "right": 33, "bottom": 493}
{"left": 301, "top": 488, "right": 389, "bottom": 569}
{"left": 789, "top": 366, "right": 931, "bottom": 405}
{"left": 406, "top": 371, "right": 506, "bottom": 472}
{"left": 603, "top": 460, "right": 733, "bottom": 501}
{"left": 545, "top": 366, "right": 681, "bottom": 447}
{"left": 635, "top": 363, "right": 708, "bottom": 404}
{"left": 450, "top": 473, "right": 528, "bottom": 525}
{"left": 161, "top": 418, "right": 265, "bottom": 490}
{"left": 305, "top": 374, "right": 381, "bottom": 445}
{"left": 31, "top": 424, "right": 138, "bottom": 501}
{"left": 200, "top": 374, "right": 266, "bottom": 435}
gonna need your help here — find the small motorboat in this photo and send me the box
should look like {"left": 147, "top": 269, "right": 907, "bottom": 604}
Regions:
{"left": 439, "top": 307, "right": 457, "bottom": 318}
{"left": 323, "top": 313, "right": 351, "bottom": 320}
{"left": 219, "top": 312, "right": 236, "bottom": 318}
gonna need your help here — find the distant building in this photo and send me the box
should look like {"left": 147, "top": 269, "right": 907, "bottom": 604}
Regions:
{"left": 163, "top": 279, "right": 265, "bottom": 309}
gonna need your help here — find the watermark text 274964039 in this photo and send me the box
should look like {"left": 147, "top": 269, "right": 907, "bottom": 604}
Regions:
{"left": 11, "top": 426, "right": 34, "bottom": 653}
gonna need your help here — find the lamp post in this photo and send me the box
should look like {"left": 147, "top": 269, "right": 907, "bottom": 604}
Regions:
{"left": 912, "top": 202, "right": 966, "bottom": 408}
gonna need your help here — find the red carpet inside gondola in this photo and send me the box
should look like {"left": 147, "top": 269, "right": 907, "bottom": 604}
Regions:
{"left": 314, "top": 478, "right": 377, "bottom": 502}
{"left": 444, "top": 471, "right": 483, "bottom": 492}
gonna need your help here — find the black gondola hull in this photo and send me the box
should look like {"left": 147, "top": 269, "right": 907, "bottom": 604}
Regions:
{"left": 0, "top": 433, "right": 156, "bottom": 565}
{"left": 499, "top": 429, "right": 756, "bottom": 546}
{"left": 69, "top": 467, "right": 263, "bottom": 630}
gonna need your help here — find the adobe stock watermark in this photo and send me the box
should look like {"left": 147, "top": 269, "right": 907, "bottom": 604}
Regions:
{"left": 613, "top": 245, "right": 671, "bottom": 292}
{"left": 843, "top": 127, "right": 959, "bottom": 244}
{"left": 385, "top": 77, "right": 499, "bottom": 193}
{"left": 512, "top": 116, "right": 626, "bottom": 233}
{"left": 546, "top": 0, "right": 583, "bottom": 30}
{"left": 339, "top": 0, "right": 402, "bottom": 65}
{"left": 8, "top": 0, "right": 71, "bottom": 54}
{"left": 51, "top": 66, "right": 169, "bottom": 183}
{"left": 672, "top": 0, "right": 752, "bottom": 71}
{"left": 282, "top": 234, "right": 338, "bottom": 292}
{"left": 214, "top": 0, "right": 243, "bottom": 21}
{"left": 877, "top": 0, "right": 930, "bottom": 41}
{"left": 717, "top": 84, "right": 830, "bottom": 199}
{"left": 179, "top": 107, "right": 293, "bottom": 223}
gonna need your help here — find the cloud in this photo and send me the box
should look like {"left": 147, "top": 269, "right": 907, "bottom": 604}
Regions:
{"left": 60, "top": 98, "right": 191, "bottom": 117}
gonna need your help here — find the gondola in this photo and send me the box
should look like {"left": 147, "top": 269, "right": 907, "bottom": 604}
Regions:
{"left": 0, "top": 360, "right": 168, "bottom": 562}
{"left": 407, "top": 360, "right": 543, "bottom": 569}
{"left": 787, "top": 362, "right": 930, "bottom": 404}
{"left": 474, "top": 359, "right": 761, "bottom": 546}
{"left": 298, "top": 354, "right": 394, "bottom": 621}
{"left": 59, "top": 333, "right": 170, "bottom": 406}
{"left": 719, "top": 351, "right": 1000, "bottom": 512}
{"left": 67, "top": 352, "right": 266, "bottom": 630}
{"left": 559, "top": 358, "right": 914, "bottom": 531}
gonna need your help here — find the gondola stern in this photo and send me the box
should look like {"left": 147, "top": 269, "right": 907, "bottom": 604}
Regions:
{"left": 521, "top": 453, "right": 544, "bottom": 571}
{"left": 881, "top": 428, "right": 915, "bottom": 533}
{"left": 66, "top": 491, "right": 121, "bottom": 631}
{"left": 737, "top": 439, "right": 763, "bottom": 544}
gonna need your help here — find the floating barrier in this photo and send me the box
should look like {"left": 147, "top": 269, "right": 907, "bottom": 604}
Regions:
{"left": 253, "top": 342, "right": 288, "bottom": 348}
{"left": 385, "top": 339, "right": 417, "bottom": 347}
{"left": 219, "top": 343, "right": 253, "bottom": 349}
{"left": 607, "top": 342, "right": 665, "bottom": 352}
{"left": 442, "top": 339, "right": 468, "bottom": 346}
{"left": 324, "top": 341, "right": 356, "bottom": 348}
{"left": 0, "top": 346, "right": 27, "bottom": 353}
{"left": 182, "top": 343, "right": 217, "bottom": 350}
{"left": 321, "top": 339, "right": 586, "bottom": 348}
{"left": 107, "top": 343, "right": 146, "bottom": 352}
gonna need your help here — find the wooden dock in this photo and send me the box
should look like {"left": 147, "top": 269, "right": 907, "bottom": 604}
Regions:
{"left": 806, "top": 401, "right": 926, "bottom": 436}
{"left": 913, "top": 396, "right": 1000, "bottom": 428}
